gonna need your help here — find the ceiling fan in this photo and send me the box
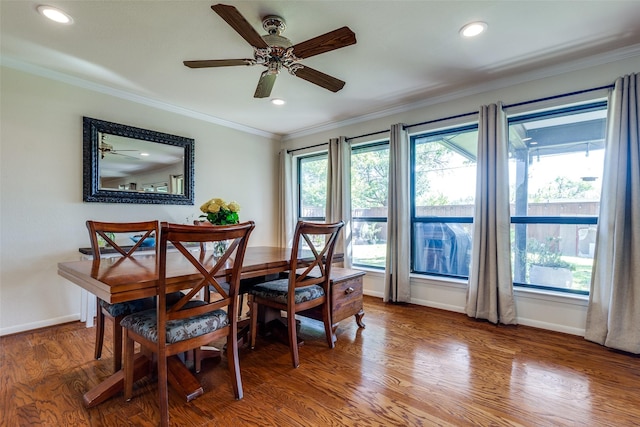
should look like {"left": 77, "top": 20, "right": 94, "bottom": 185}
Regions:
{"left": 183, "top": 3, "right": 357, "bottom": 98}
{"left": 99, "top": 135, "right": 139, "bottom": 160}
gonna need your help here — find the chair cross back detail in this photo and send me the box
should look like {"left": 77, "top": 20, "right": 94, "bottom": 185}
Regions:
{"left": 87, "top": 220, "right": 159, "bottom": 258}
{"left": 162, "top": 228, "right": 242, "bottom": 317}
{"left": 292, "top": 226, "right": 341, "bottom": 289}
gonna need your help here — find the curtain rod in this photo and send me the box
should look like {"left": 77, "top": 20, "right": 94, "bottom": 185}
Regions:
{"left": 345, "top": 129, "right": 390, "bottom": 142}
{"left": 404, "top": 110, "right": 477, "bottom": 131}
{"left": 502, "top": 84, "right": 613, "bottom": 109}
{"left": 288, "top": 83, "right": 615, "bottom": 154}
{"left": 287, "top": 142, "right": 328, "bottom": 154}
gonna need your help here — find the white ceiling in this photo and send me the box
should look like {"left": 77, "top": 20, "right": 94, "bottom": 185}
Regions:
{"left": 2, "top": 1, "right": 640, "bottom": 138}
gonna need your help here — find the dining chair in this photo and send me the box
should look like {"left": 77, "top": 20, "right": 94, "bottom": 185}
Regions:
{"left": 86, "top": 220, "right": 159, "bottom": 372}
{"left": 249, "top": 220, "right": 344, "bottom": 368}
{"left": 121, "top": 221, "right": 255, "bottom": 427}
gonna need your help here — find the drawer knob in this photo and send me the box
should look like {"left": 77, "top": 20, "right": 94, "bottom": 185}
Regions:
{"left": 345, "top": 287, "right": 355, "bottom": 294}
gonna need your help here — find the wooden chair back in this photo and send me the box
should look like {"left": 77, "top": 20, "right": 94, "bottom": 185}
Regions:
{"left": 86, "top": 220, "right": 159, "bottom": 258}
{"left": 288, "top": 220, "right": 345, "bottom": 304}
{"left": 157, "top": 221, "right": 253, "bottom": 334}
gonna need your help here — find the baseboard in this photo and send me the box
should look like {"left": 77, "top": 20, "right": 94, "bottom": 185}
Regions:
{"left": 0, "top": 314, "right": 81, "bottom": 337}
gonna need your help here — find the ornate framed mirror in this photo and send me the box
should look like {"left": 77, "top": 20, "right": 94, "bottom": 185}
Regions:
{"left": 83, "top": 117, "right": 194, "bottom": 204}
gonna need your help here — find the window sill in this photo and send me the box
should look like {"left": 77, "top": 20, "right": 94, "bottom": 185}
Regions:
{"left": 513, "top": 286, "right": 589, "bottom": 306}
{"left": 410, "top": 273, "right": 468, "bottom": 288}
{"left": 410, "top": 273, "right": 589, "bottom": 306}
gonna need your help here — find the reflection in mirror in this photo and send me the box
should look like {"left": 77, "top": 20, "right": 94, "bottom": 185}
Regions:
{"left": 83, "top": 117, "right": 194, "bottom": 205}
{"left": 98, "top": 133, "right": 185, "bottom": 195}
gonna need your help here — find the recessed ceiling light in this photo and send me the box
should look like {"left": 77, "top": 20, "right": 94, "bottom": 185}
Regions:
{"left": 460, "top": 22, "right": 487, "bottom": 38}
{"left": 271, "top": 98, "right": 285, "bottom": 106}
{"left": 37, "top": 5, "right": 73, "bottom": 24}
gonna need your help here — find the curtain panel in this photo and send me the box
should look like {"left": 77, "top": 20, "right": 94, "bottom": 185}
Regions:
{"left": 383, "top": 124, "right": 411, "bottom": 303}
{"left": 466, "top": 103, "right": 517, "bottom": 325}
{"left": 326, "top": 137, "right": 353, "bottom": 268}
{"left": 585, "top": 73, "right": 640, "bottom": 353}
{"left": 278, "top": 149, "right": 296, "bottom": 249}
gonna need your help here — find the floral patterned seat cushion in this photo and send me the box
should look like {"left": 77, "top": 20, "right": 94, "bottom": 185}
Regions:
{"left": 99, "top": 292, "right": 184, "bottom": 317}
{"left": 120, "top": 300, "right": 229, "bottom": 344}
{"left": 250, "top": 278, "right": 325, "bottom": 304}
{"left": 100, "top": 297, "right": 154, "bottom": 317}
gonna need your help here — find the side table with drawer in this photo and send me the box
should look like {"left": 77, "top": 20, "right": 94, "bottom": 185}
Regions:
{"left": 301, "top": 267, "right": 366, "bottom": 343}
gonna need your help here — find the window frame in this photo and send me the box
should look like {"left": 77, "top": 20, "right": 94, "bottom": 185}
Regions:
{"left": 297, "top": 153, "right": 328, "bottom": 222}
{"left": 350, "top": 140, "right": 390, "bottom": 269}
{"left": 507, "top": 100, "right": 607, "bottom": 295}
{"left": 410, "top": 123, "right": 479, "bottom": 279}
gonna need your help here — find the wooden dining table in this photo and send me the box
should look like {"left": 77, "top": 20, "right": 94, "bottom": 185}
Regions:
{"left": 58, "top": 246, "right": 340, "bottom": 408}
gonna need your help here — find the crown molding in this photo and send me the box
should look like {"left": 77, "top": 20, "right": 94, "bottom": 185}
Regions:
{"left": 0, "top": 55, "right": 277, "bottom": 140}
{"left": 283, "top": 43, "right": 640, "bottom": 141}
{"left": 3, "top": 41, "right": 639, "bottom": 143}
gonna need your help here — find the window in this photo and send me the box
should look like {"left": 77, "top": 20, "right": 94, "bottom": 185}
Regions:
{"left": 411, "top": 125, "right": 478, "bottom": 278}
{"left": 351, "top": 142, "right": 389, "bottom": 268}
{"left": 298, "top": 154, "right": 327, "bottom": 221}
{"left": 508, "top": 101, "right": 606, "bottom": 294}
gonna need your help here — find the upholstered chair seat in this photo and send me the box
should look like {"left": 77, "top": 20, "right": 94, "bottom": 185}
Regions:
{"left": 121, "top": 300, "right": 229, "bottom": 344}
{"left": 100, "top": 298, "right": 154, "bottom": 318}
{"left": 250, "top": 279, "right": 326, "bottom": 305}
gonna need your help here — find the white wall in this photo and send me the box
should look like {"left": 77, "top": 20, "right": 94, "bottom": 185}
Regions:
{"left": 0, "top": 67, "right": 280, "bottom": 335}
{"left": 284, "top": 55, "right": 640, "bottom": 336}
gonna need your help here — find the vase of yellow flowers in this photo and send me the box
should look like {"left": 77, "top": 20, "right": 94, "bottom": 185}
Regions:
{"left": 199, "top": 198, "right": 240, "bottom": 256}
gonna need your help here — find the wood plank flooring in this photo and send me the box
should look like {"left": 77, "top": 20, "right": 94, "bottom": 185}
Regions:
{"left": 2, "top": 296, "right": 639, "bottom": 426}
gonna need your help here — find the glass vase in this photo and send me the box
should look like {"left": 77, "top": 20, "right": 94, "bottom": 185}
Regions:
{"left": 213, "top": 240, "right": 228, "bottom": 258}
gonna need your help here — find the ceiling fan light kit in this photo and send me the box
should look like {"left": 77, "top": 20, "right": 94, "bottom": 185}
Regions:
{"left": 183, "top": 3, "right": 357, "bottom": 98}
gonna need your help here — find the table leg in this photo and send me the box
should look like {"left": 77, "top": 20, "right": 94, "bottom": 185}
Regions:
{"left": 167, "top": 356, "right": 203, "bottom": 402}
{"left": 83, "top": 353, "right": 151, "bottom": 408}
{"left": 83, "top": 354, "right": 205, "bottom": 407}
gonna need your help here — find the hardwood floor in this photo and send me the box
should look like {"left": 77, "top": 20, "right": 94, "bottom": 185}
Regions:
{"left": 2, "top": 296, "right": 639, "bottom": 426}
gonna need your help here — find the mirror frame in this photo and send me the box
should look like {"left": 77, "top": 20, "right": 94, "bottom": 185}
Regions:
{"left": 83, "top": 117, "right": 195, "bottom": 205}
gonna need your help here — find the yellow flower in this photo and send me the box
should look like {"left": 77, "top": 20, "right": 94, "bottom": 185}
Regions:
{"left": 199, "top": 197, "right": 241, "bottom": 225}
{"left": 207, "top": 203, "right": 221, "bottom": 213}
{"left": 228, "top": 201, "right": 240, "bottom": 212}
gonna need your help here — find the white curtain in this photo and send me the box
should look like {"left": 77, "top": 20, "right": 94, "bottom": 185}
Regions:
{"left": 585, "top": 73, "right": 640, "bottom": 353}
{"left": 326, "top": 137, "right": 353, "bottom": 268}
{"left": 278, "top": 149, "right": 296, "bottom": 248}
{"left": 466, "top": 103, "right": 517, "bottom": 325}
{"left": 384, "top": 124, "right": 411, "bottom": 303}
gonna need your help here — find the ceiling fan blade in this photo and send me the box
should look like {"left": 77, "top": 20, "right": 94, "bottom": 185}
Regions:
{"left": 111, "top": 152, "right": 140, "bottom": 160}
{"left": 292, "top": 26, "right": 356, "bottom": 59}
{"left": 183, "top": 59, "right": 254, "bottom": 68}
{"left": 254, "top": 70, "right": 277, "bottom": 98}
{"left": 293, "top": 66, "right": 346, "bottom": 93}
{"left": 211, "top": 4, "right": 269, "bottom": 49}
